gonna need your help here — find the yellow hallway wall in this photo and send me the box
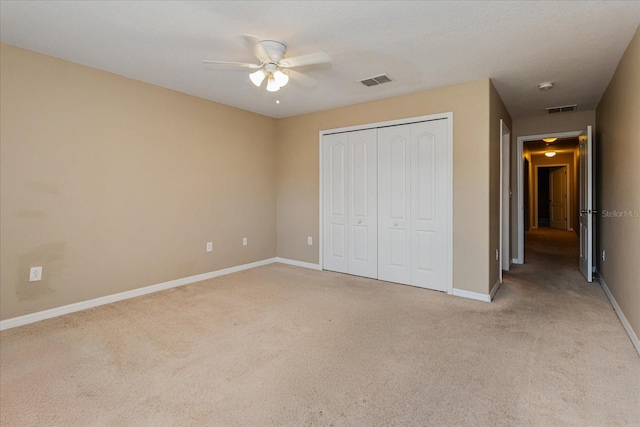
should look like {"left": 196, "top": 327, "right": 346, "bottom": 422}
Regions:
{"left": 529, "top": 152, "right": 577, "bottom": 231}
{"left": 0, "top": 44, "right": 278, "bottom": 320}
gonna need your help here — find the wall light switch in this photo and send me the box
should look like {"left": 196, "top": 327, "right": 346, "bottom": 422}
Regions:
{"left": 308, "top": 236, "right": 313, "bottom": 245}
{"left": 206, "top": 242, "right": 213, "bottom": 252}
{"left": 29, "top": 266, "right": 42, "bottom": 282}
{"left": 495, "top": 249, "right": 499, "bottom": 260}
{"left": 243, "top": 237, "right": 247, "bottom": 246}
{"left": 602, "top": 250, "right": 605, "bottom": 261}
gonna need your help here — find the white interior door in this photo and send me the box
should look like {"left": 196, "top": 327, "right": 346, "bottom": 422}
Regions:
{"left": 378, "top": 125, "right": 411, "bottom": 285}
{"left": 550, "top": 166, "right": 567, "bottom": 230}
{"left": 323, "top": 133, "right": 349, "bottom": 274}
{"left": 579, "top": 126, "right": 593, "bottom": 282}
{"left": 410, "top": 120, "right": 448, "bottom": 291}
{"left": 348, "top": 129, "right": 378, "bottom": 278}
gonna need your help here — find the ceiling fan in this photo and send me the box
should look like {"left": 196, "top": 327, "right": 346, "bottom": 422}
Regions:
{"left": 202, "top": 35, "right": 331, "bottom": 92}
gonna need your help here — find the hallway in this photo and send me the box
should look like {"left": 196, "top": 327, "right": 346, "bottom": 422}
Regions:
{"left": 499, "top": 227, "right": 639, "bottom": 423}
{"left": 522, "top": 227, "right": 581, "bottom": 285}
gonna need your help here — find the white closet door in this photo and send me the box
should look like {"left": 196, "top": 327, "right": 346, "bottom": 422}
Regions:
{"left": 410, "top": 119, "right": 449, "bottom": 291}
{"left": 323, "top": 133, "right": 349, "bottom": 274}
{"left": 378, "top": 125, "right": 412, "bottom": 285}
{"left": 348, "top": 129, "right": 378, "bottom": 278}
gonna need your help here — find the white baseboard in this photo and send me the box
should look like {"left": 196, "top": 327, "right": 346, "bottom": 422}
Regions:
{"left": 0, "top": 257, "right": 278, "bottom": 331}
{"left": 597, "top": 276, "right": 640, "bottom": 356}
{"left": 512, "top": 258, "right": 521, "bottom": 265}
{"left": 275, "top": 257, "right": 322, "bottom": 271}
{"left": 490, "top": 279, "right": 502, "bottom": 301}
{"left": 452, "top": 288, "right": 491, "bottom": 302}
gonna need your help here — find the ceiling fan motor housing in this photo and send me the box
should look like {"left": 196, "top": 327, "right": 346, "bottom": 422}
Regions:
{"left": 261, "top": 40, "right": 287, "bottom": 63}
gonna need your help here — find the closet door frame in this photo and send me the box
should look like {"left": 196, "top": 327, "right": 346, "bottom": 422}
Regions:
{"left": 319, "top": 112, "right": 454, "bottom": 295}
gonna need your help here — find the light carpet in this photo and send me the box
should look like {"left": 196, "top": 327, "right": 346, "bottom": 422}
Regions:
{"left": 1, "top": 228, "right": 639, "bottom": 426}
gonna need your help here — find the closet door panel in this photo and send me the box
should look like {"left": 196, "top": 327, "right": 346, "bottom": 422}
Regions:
{"left": 378, "top": 125, "right": 411, "bottom": 285}
{"left": 410, "top": 119, "right": 448, "bottom": 291}
{"left": 323, "top": 133, "right": 349, "bottom": 274}
{"left": 348, "top": 129, "right": 378, "bottom": 278}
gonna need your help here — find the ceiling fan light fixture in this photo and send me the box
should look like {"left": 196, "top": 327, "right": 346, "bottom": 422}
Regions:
{"left": 543, "top": 137, "right": 558, "bottom": 143}
{"left": 266, "top": 77, "right": 280, "bottom": 92}
{"left": 249, "top": 69, "right": 266, "bottom": 87}
{"left": 545, "top": 151, "right": 557, "bottom": 157}
{"left": 273, "top": 69, "right": 289, "bottom": 87}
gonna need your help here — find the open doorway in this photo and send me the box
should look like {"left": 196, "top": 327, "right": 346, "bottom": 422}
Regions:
{"left": 515, "top": 132, "right": 582, "bottom": 265}
{"left": 535, "top": 165, "right": 570, "bottom": 230}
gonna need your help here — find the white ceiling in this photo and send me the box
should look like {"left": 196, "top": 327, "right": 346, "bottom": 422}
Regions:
{"left": 1, "top": 1, "right": 638, "bottom": 119}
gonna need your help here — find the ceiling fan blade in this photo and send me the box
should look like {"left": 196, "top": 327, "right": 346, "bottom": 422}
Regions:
{"left": 243, "top": 34, "right": 270, "bottom": 64}
{"left": 201, "top": 60, "right": 261, "bottom": 69}
{"left": 280, "top": 51, "right": 331, "bottom": 68}
{"left": 287, "top": 69, "right": 318, "bottom": 88}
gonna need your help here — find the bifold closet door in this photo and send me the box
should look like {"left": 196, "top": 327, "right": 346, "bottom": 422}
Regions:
{"left": 378, "top": 119, "right": 449, "bottom": 291}
{"left": 378, "top": 125, "right": 412, "bottom": 285}
{"left": 323, "top": 129, "right": 377, "bottom": 278}
{"left": 347, "top": 129, "right": 378, "bottom": 278}
{"left": 410, "top": 119, "right": 449, "bottom": 291}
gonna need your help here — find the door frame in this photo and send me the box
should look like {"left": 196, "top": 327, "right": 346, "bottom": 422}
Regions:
{"left": 533, "top": 164, "right": 570, "bottom": 230}
{"left": 499, "top": 120, "right": 511, "bottom": 281}
{"left": 579, "top": 126, "right": 594, "bottom": 281}
{"left": 515, "top": 130, "right": 582, "bottom": 264}
{"left": 319, "top": 112, "right": 454, "bottom": 294}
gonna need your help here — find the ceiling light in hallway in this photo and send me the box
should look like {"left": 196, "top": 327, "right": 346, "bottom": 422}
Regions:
{"left": 545, "top": 151, "right": 557, "bottom": 157}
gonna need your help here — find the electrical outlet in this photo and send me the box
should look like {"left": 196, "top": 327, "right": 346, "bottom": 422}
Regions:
{"left": 602, "top": 250, "right": 605, "bottom": 261}
{"left": 206, "top": 242, "right": 213, "bottom": 252}
{"left": 495, "top": 249, "right": 499, "bottom": 260}
{"left": 29, "top": 266, "right": 42, "bottom": 282}
{"left": 243, "top": 237, "right": 247, "bottom": 246}
{"left": 308, "top": 236, "right": 313, "bottom": 245}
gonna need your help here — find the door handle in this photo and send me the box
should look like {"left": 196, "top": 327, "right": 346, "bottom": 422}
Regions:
{"left": 357, "top": 220, "right": 362, "bottom": 224}
{"left": 393, "top": 222, "right": 398, "bottom": 227}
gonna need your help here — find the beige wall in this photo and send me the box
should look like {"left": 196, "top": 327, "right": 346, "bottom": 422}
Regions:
{"left": 277, "top": 79, "right": 498, "bottom": 295}
{"left": 0, "top": 44, "right": 278, "bottom": 320}
{"left": 513, "top": 110, "right": 596, "bottom": 138}
{"left": 0, "top": 42, "right": 523, "bottom": 321}
{"left": 489, "top": 82, "right": 513, "bottom": 291}
{"left": 511, "top": 110, "right": 596, "bottom": 257}
{"left": 595, "top": 26, "right": 640, "bottom": 337}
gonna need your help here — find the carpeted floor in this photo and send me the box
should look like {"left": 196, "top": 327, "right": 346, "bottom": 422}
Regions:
{"left": 1, "top": 228, "right": 639, "bottom": 426}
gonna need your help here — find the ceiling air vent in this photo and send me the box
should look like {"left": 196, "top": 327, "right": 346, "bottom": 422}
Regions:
{"left": 546, "top": 104, "right": 577, "bottom": 114}
{"left": 359, "top": 74, "right": 393, "bottom": 87}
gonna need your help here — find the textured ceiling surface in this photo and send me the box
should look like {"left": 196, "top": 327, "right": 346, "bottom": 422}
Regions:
{"left": 1, "top": 1, "right": 638, "bottom": 119}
